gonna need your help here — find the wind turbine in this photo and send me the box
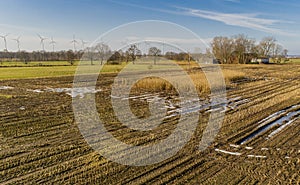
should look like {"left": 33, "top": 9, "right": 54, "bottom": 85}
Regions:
{"left": 161, "top": 41, "right": 165, "bottom": 55}
{"left": 81, "top": 39, "right": 88, "bottom": 50}
{"left": 37, "top": 34, "right": 47, "bottom": 51}
{"left": 0, "top": 33, "right": 9, "bottom": 52}
{"left": 145, "top": 40, "right": 150, "bottom": 56}
{"left": 49, "top": 37, "right": 56, "bottom": 52}
{"left": 12, "top": 36, "right": 21, "bottom": 52}
{"left": 70, "top": 35, "right": 78, "bottom": 51}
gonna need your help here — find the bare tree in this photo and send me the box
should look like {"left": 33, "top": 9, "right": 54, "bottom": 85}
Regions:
{"left": 211, "top": 36, "right": 234, "bottom": 64}
{"left": 20, "top": 51, "right": 30, "bottom": 64}
{"left": 272, "top": 44, "right": 284, "bottom": 63}
{"left": 258, "top": 36, "right": 276, "bottom": 57}
{"left": 66, "top": 50, "right": 75, "bottom": 65}
{"left": 95, "top": 43, "right": 111, "bottom": 65}
{"left": 211, "top": 35, "right": 287, "bottom": 64}
{"left": 126, "top": 44, "right": 141, "bottom": 64}
{"left": 85, "top": 47, "right": 95, "bottom": 65}
{"left": 233, "top": 34, "right": 256, "bottom": 64}
{"left": 283, "top": 49, "right": 288, "bottom": 58}
{"left": 273, "top": 44, "right": 283, "bottom": 56}
{"left": 148, "top": 47, "right": 161, "bottom": 65}
{"left": 282, "top": 49, "right": 289, "bottom": 62}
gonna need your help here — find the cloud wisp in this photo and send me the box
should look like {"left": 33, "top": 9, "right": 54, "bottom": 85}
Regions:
{"left": 176, "top": 7, "right": 294, "bottom": 36}
{"left": 108, "top": 0, "right": 294, "bottom": 36}
{"left": 224, "top": 0, "right": 241, "bottom": 3}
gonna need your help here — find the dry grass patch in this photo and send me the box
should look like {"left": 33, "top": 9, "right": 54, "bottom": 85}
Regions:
{"left": 133, "top": 68, "right": 246, "bottom": 95}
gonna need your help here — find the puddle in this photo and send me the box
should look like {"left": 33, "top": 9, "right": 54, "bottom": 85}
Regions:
{"left": 229, "top": 144, "right": 240, "bottom": 148}
{"left": 110, "top": 93, "right": 162, "bottom": 102}
{"left": 267, "top": 117, "right": 299, "bottom": 138}
{"left": 164, "top": 96, "right": 247, "bottom": 119}
{"left": 27, "top": 89, "right": 43, "bottom": 93}
{"left": 106, "top": 94, "right": 248, "bottom": 120}
{"left": 237, "top": 104, "right": 300, "bottom": 145}
{"left": 46, "top": 87, "right": 101, "bottom": 98}
{"left": 247, "top": 154, "right": 267, "bottom": 159}
{"left": 0, "top": 86, "right": 14, "bottom": 90}
{"left": 121, "top": 94, "right": 159, "bottom": 100}
{"left": 227, "top": 97, "right": 249, "bottom": 109}
{"left": 114, "top": 95, "right": 248, "bottom": 119}
{"left": 261, "top": 148, "right": 269, "bottom": 151}
{"left": 215, "top": 148, "right": 242, "bottom": 156}
{"left": 26, "top": 87, "right": 101, "bottom": 98}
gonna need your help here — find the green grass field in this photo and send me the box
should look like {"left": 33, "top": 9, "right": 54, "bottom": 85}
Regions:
{"left": 0, "top": 60, "right": 192, "bottom": 80}
{"left": 0, "top": 61, "right": 127, "bottom": 80}
{"left": 0, "top": 66, "right": 77, "bottom": 80}
{"left": 0, "top": 59, "right": 298, "bottom": 81}
{"left": 0, "top": 60, "right": 79, "bottom": 66}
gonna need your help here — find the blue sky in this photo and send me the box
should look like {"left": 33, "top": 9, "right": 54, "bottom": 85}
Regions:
{"left": 0, "top": 0, "right": 300, "bottom": 54}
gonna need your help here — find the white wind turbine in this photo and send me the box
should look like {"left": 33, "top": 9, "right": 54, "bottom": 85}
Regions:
{"left": 144, "top": 40, "right": 150, "bottom": 56}
{"left": 71, "top": 35, "right": 78, "bottom": 51}
{"left": 0, "top": 33, "right": 9, "bottom": 52}
{"left": 12, "top": 36, "right": 21, "bottom": 52}
{"left": 37, "top": 34, "right": 48, "bottom": 51}
{"left": 81, "top": 39, "right": 88, "bottom": 50}
{"left": 49, "top": 37, "right": 56, "bottom": 52}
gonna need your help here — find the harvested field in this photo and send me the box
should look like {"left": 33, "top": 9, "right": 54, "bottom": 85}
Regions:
{"left": 0, "top": 64, "right": 299, "bottom": 184}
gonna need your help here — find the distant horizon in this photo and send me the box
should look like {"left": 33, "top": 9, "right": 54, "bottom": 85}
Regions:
{"left": 1, "top": 50, "right": 300, "bottom": 57}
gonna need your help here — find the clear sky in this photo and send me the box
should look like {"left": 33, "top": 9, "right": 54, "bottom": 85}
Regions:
{"left": 0, "top": 0, "right": 299, "bottom": 54}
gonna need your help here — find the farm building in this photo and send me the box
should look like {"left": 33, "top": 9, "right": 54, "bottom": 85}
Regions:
{"left": 212, "top": 59, "right": 220, "bottom": 64}
{"left": 251, "top": 57, "right": 270, "bottom": 64}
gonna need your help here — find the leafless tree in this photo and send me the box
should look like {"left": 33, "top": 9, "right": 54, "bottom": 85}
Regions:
{"left": 148, "top": 47, "right": 161, "bottom": 65}
{"left": 282, "top": 49, "right": 288, "bottom": 59}
{"left": 233, "top": 34, "right": 256, "bottom": 64}
{"left": 126, "top": 44, "right": 141, "bottom": 64}
{"left": 66, "top": 50, "right": 75, "bottom": 65}
{"left": 258, "top": 36, "right": 276, "bottom": 57}
{"left": 85, "top": 47, "right": 95, "bottom": 65}
{"left": 95, "top": 43, "right": 111, "bottom": 65}
{"left": 211, "top": 35, "right": 288, "bottom": 64}
{"left": 211, "top": 36, "right": 234, "bottom": 64}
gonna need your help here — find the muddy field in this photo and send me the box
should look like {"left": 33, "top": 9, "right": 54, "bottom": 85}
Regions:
{"left": 0, "top": 64, "right": 299, "bottom": 184}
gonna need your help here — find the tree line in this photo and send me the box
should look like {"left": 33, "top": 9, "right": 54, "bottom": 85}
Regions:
{"left": 0, "top": 35, "right": 288, "bottom": 65}
{"left": 210, "top": 34, "right": 288, "bottom": 64}
{"left": 0, "top": 43, "right": 191, "bottom": 65}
